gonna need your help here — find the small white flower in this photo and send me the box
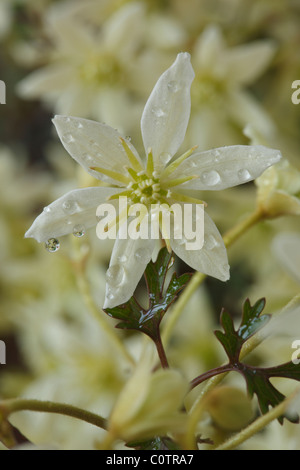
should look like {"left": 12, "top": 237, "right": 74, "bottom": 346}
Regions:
{"left": 188, "top": 25, "right": 276, "bottom": 150}
{"left": 16, "top": 3, "right": 147, "bottom": 132}
{"left": 25, "top": 53, "right": 281, "bottom": 308}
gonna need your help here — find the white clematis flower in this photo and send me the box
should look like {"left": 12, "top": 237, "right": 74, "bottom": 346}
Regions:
{"left": 25, "top": 53, "right": 281, "bottom": 308}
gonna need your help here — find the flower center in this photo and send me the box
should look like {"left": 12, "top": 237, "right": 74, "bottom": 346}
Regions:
{"left": 192, "top": 73, "right": 225, "bottom": 107}
{"left": 127, "top": 171, "right": 167, "bottom": 206}
{"left": 79, "top": 52, "right": 122, "bottom": 85}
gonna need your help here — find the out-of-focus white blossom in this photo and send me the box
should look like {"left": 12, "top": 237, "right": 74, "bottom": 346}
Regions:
{"left": 186, "top": 25, "right": 276, "bottom": 150}
{"left": 16, "top": 3, "right": 150, "bottom": 133}
{"left": 104, "top": 349, "right": 188, "bottom": 445}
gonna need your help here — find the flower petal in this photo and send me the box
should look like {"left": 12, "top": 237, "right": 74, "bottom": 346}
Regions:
{"left": 141, "top": 52, "right": 195, "bottom": 170}
{"left": 103, "top": 224, "right": 155, "bottom": 308}
{"left": 169, "top": 145, "right": 281, "bottom": 191}
{"left": 17, "top": 64, "right": 73, "bottom": 98}
{"left": 226, "top": 90, "right": 275, "bottom": 137}
{"left": 170, "top": 209, "right": 230, "bottom": 282}
{"left": 52, "top": 115, "right": 142, "bottom": 185}
{"left": 272, "top": 232, "right": 300, "bottom": 284}
{"left": 25, "top": 187, "right": 122, "bottom": 243}
{"left": 224, "top": 41, "right": 276, "bottom": 85}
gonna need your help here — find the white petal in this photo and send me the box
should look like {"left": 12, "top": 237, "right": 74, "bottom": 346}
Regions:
{"left": 16, "top": 64, "right": 73, "bottom": 98}
{"left": 141, "top": 52, "right": 194, "bottom": 169}
{"left": 25, "top": 187, "right": 122, "bottom": 243}
{"left": 272, "top": 232, "right": 300, "bottom": 284}
{"left": 104, "top": 225, "right": 155, "bottom": 308}
{"left": 170, "top": 145, "right": 281, "bottom": 191}
{"left": 103, "top": 2, "right": 145, "bottom": 56}
{"left": 193, "top": 25, "right": 225, "bottom": 72}
{"left": 224, "top": 41, "right": 276, "bottom": 85}
{"left": 170, "top": 210, "right": 230, "bottom": 282}
{"left": 53, "top": 115, "right": 142, "bottom": 185}
{"left": 226, "top": 90, "right": 275, "bottom": 137}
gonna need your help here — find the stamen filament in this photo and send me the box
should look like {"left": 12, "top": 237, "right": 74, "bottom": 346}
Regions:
{"left": 146, "top": 148, "right": 154, "bottom": 177}
{"left": 91, "top": 167, "right": 130, "bottom": 185}
{"left": 107, "top": 190, "right": 132, "bottom": 201}
{"left": 168, "top": 191, "right": 207, "bottom": 206}
{"left": 120, "top": 138, "right": 144, "bottom": 173}
{"left": 163, "top": 175, "right": 199, "bottom": 188}
{"left": 126, "top": 167, "right": 140, "bottom": 182}
{"left": 160, "top": 146, "right": 198, "bottom": 179}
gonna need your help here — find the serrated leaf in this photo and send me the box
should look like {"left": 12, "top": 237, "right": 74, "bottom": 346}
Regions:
{"left": 215, "top": 298, "right": 270, "bottom": 361}
{"left": 242, "top": 365, "right": 299, "bottom": 424}
{"left": 213, "top": 298, "right": 300, "bottom": 423}
{"left": 238, "top": 298, "right": 269, "bottom": 341}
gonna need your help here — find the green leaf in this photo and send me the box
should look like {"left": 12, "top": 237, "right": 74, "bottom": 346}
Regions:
{"left": 214, "top": 298, "right": 300, "bottom": 423}
{"left": 215, "top": 298, "right": 270, "bottom": 362}
{"left": 242, "top": 366, "right": 299, "bottom": 425}
{"left": 126, "top": 436, "right": 181, "bottom": 450}
{"left": 104, "top": 248, "right": 191, "bottom": 341}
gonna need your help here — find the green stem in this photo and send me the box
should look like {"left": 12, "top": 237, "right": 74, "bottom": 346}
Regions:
{"left": 214, "top": 392, "right": 298, "bottom": 450}
{"left": 222, "top": 208, "right": 264, "bottom": 248}
{"left": 0, "top": 399, "right": 107, "bottom": 430}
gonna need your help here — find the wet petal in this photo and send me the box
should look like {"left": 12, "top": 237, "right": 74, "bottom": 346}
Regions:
{"left": 170, "top": 210, "right": 230, "bottom": 282}
{"left": 53, "top": 115, "right": 142, "bottom": 185}
{"left": 25, "top": 187, "right": 122, "bottom": 243}
{"left": 104, "top": 223, "right": 155, "bottom": 308}
{"left": 141, "top": 52, "right": 194, "bottom": 170}
{"left": 170, "top": 145, "right": 281, "bottom": 191}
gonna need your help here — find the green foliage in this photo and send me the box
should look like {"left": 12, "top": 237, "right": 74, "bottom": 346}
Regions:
{"left": 215, "top": 298, "right": 300, "bottom": 424}
{"left": 104, "top": 248, "right": 191, "bottom": 342}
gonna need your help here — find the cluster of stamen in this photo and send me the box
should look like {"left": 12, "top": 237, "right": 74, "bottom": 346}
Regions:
{"left": 91, "top": 139, "right": 206, "bottom": 240}
{"left": 127, "top": 170, "right": 167, "bottom": 206}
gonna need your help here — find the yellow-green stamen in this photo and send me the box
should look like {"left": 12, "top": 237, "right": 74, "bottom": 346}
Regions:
{"left": 91, "top": 167, "right": 130, "bottom": 185}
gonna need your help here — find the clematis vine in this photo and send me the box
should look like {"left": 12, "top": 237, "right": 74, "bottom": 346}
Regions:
{"left": 25, "top": 53, "right": 281, "bottom": 308}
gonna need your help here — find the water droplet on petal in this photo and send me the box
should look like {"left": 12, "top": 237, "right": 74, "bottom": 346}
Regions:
{"left": 106, "top": 264, "right": 125, "bottom": 287}
{"left": 45, "top": 238, "right": 60, "bottom": 253}
{"left": 177, "top": 237, "right": 187, "bottom": 247}
{"left": 159, "top": 152, "right": 172, "bottom": 166}
{"left": 62, "top": 200, "right": 79, "bottom": 215}
{"left": 118, "top": 255, "right": 127, "bottom": 263}
{"left": 167, "top": 81, "right": 180, "bottom": 93}
{"left": 62, "top": 133, "right": 75, "bottom": 144}
{"left": 107, "top": 291, "right": 115, "bottom": 301}
{"left": 205, "top": 234, "right": 220, "bottom": 250}
{"left": 82, "top": 153, "right": 94, "bottom": 165}
{"left": 75, "top": 121, "right": 83, "bottom": 129}
{"left": 188, "top": 160, "right": 197, "bottom": 169}
{"left": 238, "top": 169, "right": 252, "bottom": 182}
{"left": 152, "top": 107, "right": 165, "bottom": 118}
{"left": 201, "top": 170, "right": 221, "bottom": 186}
{"left": 221, "top": 263, "right": 230, "bottom": 278}
{"left": 43, "top": 206, "right": 51, "bottom": 214}
{"left": 73, "top": 224, "right": 86, "bottom": 238}
{"left": 214, "top": 149, "right": 221, "bottom": 162}
{"left": 134, "top": 247, "right": 152, "bottom": 262}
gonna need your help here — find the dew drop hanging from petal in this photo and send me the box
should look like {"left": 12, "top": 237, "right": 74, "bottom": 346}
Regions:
{"left": 45, "top": 238, "right": 60, "bottom": 253}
